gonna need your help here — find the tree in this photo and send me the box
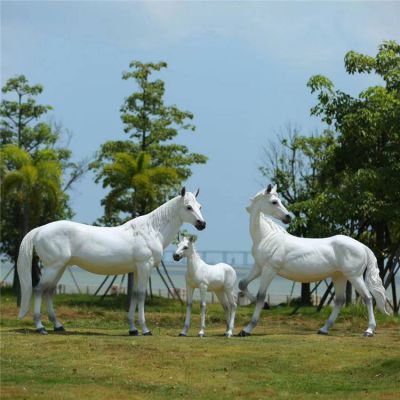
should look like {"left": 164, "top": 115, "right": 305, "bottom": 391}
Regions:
{"left": 260, "top": 41, "right": 400, "bottom": 313}
{"left": 91, "top": 61, "right": 208, "bottom": 303}
{"left": 1, "top": 145, "right": 64, "bottom": 233}
{"left": 91, "top": 61, "right": 207, "bottom": 223}
{"left": 306, "top": 40, "right": 400, "bottom": 312}
{"left": 98, "top": 151, "right": 179, "bottom": 225}
{"left": 1, "top": 75, "right": 87, "bottom": 294}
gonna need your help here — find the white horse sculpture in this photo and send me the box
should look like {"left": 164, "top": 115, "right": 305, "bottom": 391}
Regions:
{"left": 238, "top": 184, "right": 389, "bottom": 337}
{"left": 173, "top": 236, "right": 237, "bottom": 337}
{"left": 17, "top": 188, "right": 206, "bottom": 335}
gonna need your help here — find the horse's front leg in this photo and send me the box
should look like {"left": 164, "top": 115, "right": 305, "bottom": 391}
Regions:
{"left": 238, "top": 263, "right": 261, "bottom": 303}
{"left": 128, "top": 270, "right": 139, "bottom": 336}
{"left": 136, "top": 262, "right": 153, "bottom": 335}
{"left": 180, "top": 286, "right": 194, "bottom": 336}
{"left": 198, "top": 284, "right": 208, "bottom": 337}
{"left": 239, "top": 266, "right": 276, "bottom": 337}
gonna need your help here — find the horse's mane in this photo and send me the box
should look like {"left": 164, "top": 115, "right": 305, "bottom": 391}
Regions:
{"left": 124, "top": 196, "right": 181, "bottom": 233}
{"left": 260, "top": 215, "right": 287, "bottom": 235}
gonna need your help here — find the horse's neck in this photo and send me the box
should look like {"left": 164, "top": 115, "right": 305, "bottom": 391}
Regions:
{"left": 139, "top": 197, "right": 183, "bottom": 249}
{"left": 249, "top": 205, "right": 283, "bottom": 245}
{"left": 186, "top": 245, "right": 201, "bottom": 273}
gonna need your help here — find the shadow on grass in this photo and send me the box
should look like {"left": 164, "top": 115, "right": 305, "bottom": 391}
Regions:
{"left": 8, "top": 328, "right": 129, "bottom": 337}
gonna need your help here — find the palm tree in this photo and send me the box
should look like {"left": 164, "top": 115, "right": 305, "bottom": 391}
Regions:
{"left": 99, "top": 151, "right": 179, "bottom": 223}
{"left": 1, "top": 144, "right": 63, "bottom": 233}
{"left": 1, "top": 144, "right": 65, "bottom": 294}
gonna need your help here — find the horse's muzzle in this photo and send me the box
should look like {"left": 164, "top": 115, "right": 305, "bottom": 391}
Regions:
{"left": 195, "top": 220, "right": 206, "bottom": 230}
{"left": 284, "top": 214, "right": 292, "bottom": 224}
{"left": 173, "top": 254, "right": 182, "bottom": 261}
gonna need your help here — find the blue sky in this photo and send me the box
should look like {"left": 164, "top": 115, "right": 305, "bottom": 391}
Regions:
{"left": 2, "top": 1, "right": 399, "bottom": 251}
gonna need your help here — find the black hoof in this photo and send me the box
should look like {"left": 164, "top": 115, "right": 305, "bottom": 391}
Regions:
{"left": 36, "top": 327, "right": 48, "bottom": 335}
{"left": 317, "top": 330, "right": 328, "bottom": 335}
{"left": 129, "top": 329, "right": 139, "bottom": 336}
{"left": 54, "top": 326, "right": 65, "bottom": 332}
{"left": 238, "top": 330, "right": 251, "bottom": 337}
{"left": 178, "top": 333, "right": 187, "bottom": 337}
{"left": 143, "top": 331, "right": 153, "bottom": 336}
{"left": 363, "top": 331, "right": 374, "bottom": 337}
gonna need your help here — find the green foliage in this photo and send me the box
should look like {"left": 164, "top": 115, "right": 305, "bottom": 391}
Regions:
{"left": 260, "top": 126, "right": 337, "bottom": 238}
{"left": 0, "top": 75, "right": 84, "bottom": 270}
{"left": 261, "top": 41, "right": 400, "bottom": 310}
{"left": 91, "top": 61, "right": 207, "bottom": 224}
{"left": 95, "top": 151, "right": 179, "bottom": 224}
{"left": 307, "top": 40, "right": 400, "bottom": 258}
{"left": 1, "top": 144, "right": 65, "bottom": 225}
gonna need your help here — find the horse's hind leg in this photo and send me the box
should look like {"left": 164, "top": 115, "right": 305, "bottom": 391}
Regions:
{"left": 215, "top": 290, "right": 230, "bottom": 332}
{"left": 224, "top": 289, "right": 237, "bottom": 338}
{"left": 46, "top": 288, "right": 64, "bottom": 332}
{"left": 318, "top": 277, "right": 347, "bottom": 335}
{"left": 347, "top": 275, "right": 376, "bottom": 337}
{"left": 34, "top": 263, "right": 66, "bottom": 334}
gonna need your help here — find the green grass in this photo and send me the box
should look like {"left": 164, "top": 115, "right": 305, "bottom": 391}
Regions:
{"left": 1, "top": 288, "right": 399, "bottom": 399}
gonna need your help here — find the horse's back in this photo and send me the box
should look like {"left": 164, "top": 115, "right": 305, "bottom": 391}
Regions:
{"left": 279, "top": 233, "right": 368, "bottom": 281}
{"left": 33, "top": 220, "right": 146, "bottom": 272}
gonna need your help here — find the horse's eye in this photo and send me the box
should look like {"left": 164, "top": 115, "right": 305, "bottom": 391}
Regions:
{"left": 187, "top": 206, "right": 193, "bottom": 211}
{"left": 272, "top": 200, "right": 278, "bottom": 205}
{"left": 183, "top": 246, "right": 188, "bottom": 250}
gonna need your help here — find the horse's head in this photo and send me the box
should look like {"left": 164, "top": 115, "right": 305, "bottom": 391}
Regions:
{"left": 178, "top": 187, "right": 206, "bottom": 231}
{"left": 173, "top": 235, "right": 194, "bottom": 261}
{"left": 248, "top": 184, "right": 292, "bottom": 224}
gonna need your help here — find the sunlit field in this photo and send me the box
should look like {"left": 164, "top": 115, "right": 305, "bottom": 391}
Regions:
{"left": 1, "top": 289, "right": 399, "bottom": 400}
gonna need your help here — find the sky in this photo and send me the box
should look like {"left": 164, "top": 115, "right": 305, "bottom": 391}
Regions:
{"left": 1, "top": 1, "right": 399, "bottom": 251}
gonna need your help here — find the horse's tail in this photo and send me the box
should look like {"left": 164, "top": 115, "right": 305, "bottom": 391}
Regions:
{"left": 364, "top": 248, "right": 390, "bottom": 315}
{"left": 17, "top": 228, "right": 40, "bottom": 319}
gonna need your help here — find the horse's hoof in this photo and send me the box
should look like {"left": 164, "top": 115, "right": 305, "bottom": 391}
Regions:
{"left": 238, "top": 330, "right": 251, "bottom": 337}
{"left": 129, "top": 329, "right": 139, "bottom": 336}
{"left": 143, "top": 331, "right": 153, "bottom": 336}
{"left": 54, "top": 326, "right": 65, "bottom": 333}
{"left": 224, "top": 332, "right": 232, "bottom": 338}
{"left": 198, "top": 333, "right": 205, "bottom": 338}
{"left": 178, "top": 333, "right": 187, "bottom": 337}
{"left": 317, "top": 329, "right": 328, "bottom": 335}
{"left": 363, "top": 331, "right": 374, "bottom": 337}
{"left": 37, "top": 327, "right": 48, "bottom": 335}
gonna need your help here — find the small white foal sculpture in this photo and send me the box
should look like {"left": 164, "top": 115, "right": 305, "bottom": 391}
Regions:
{"left": 173, "top": 236, "right": 237, "bottom": 337}
{"left": 17, "top": 188, "right": 206, "bottom": 335}
{"left": 238, "top": 184, "right": 389, "bottom": 337}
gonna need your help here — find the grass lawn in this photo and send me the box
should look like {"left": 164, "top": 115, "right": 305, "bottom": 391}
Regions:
{"left": 1, "top": 288, "right": 399, "bottom": 399}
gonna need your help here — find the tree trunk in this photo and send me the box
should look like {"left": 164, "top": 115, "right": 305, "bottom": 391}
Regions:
{"left": 345, "top": 282, "right": 352, "bottom": 306}
{"left": 375, "top": 222, "right": 385, "bottom": 279}
{"left": 301, "top": 283, "right": 312, "bottom": 305}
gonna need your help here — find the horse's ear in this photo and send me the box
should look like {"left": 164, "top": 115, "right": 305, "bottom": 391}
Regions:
{"left": 271, "top": 184, "right": 278, "bottom": 194}
{"left": 189, "top": 235, "right": 196, "bottom": 243}
{"left": 194, "top": 188, "right": 200, "bottom": 198}
{"left": 266, "top": 184, "right": 272, "bottom": 194}
{"left": 181, "top": 187, "right": 186, "bottom": 197}
{"left": 177, "top": 232, "right": 181, "bottom": 242}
